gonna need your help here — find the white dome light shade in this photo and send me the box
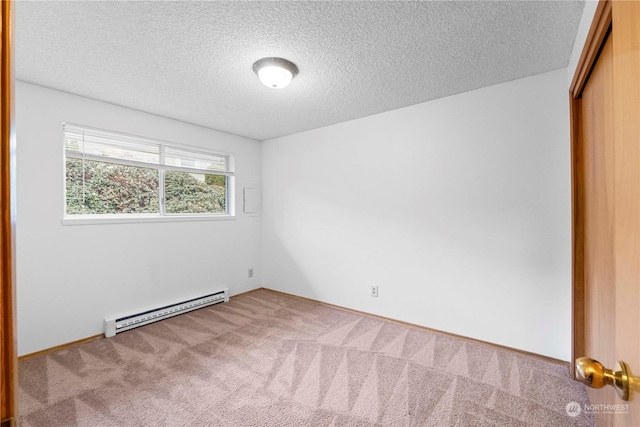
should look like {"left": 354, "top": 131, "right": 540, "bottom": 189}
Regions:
{"left": 252, "top": 57, "right": 299, "bottom": 89}
{"left": 258, "top": 66, "right": 293, "bottom": 89}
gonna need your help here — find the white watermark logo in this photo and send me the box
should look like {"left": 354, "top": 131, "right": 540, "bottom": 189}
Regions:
{"left": 566, "top": 401, "right": 630, "bottom": 417}
{"left": 566, "top": 402, "right": 582, "bottom": 417}
{"left": 584, "top": 403, "right": 630, "bottom": 415}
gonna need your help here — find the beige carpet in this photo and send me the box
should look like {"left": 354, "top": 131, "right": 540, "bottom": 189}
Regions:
{"left": 19, "top": 289, "right": 594, "bottom": 426}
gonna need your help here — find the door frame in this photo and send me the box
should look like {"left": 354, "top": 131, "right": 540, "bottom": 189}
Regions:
{"left": 569, "top": 0, "right": 611, "bottom": 379}
{"left": 0, "top": 0, "right": 16, "bottom": 425}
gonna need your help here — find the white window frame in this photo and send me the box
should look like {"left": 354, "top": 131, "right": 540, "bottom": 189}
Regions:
{"left": 62, "top": 123, "right": 235, "bottom": 225}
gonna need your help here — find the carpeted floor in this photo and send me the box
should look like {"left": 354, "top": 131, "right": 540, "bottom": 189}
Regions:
{"left": 19, "top": 289, "right": 594, "bottom": 426}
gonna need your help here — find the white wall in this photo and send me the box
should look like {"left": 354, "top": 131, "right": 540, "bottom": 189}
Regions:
{"left": 16, "top": 81, "right": 262, "bottom": 355}
{"left": 262, "top": 69, "right": 571, "bottom": 361}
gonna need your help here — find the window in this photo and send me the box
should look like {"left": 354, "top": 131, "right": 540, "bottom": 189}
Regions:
{"left": 64, "top": 123, "right": 233, "bottom": 222}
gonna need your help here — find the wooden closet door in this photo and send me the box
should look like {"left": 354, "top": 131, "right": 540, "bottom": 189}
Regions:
{"left": 572, "top": 1, "right": 640, "bottom": 426}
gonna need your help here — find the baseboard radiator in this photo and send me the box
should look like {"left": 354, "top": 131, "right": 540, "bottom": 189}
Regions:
{"left": 104, "top": 288, "right": 229, "bottom": 337}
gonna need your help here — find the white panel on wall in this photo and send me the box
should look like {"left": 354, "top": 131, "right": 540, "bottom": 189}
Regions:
{"left": 243, "top": 187, "right": 260, "bottom": 214}
{"left": 15, "top": 81, "right": 262, "bottom": 356}
{"left": 261, "top": 69, "right": 571, "bottom": 361}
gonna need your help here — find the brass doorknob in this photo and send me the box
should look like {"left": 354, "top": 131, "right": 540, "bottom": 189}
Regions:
{"left": 575, "top": 357, "right": 630, "bottom": 400}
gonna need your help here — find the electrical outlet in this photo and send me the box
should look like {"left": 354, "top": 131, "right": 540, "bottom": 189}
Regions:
{"left": 371, "top": 285, "right": 378, "bottom": 298}
{"left": 248, "top": 268, "right": 254, "bottom": 278}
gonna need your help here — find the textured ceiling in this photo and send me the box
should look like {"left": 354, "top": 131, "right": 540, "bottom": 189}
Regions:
{"left": 16, "top": 1, "right": 584, "bottom": 141}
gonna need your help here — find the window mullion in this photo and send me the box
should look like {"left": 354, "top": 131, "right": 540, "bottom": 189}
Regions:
{"left": 81, "top": 130, "right": 86, "bottom": 213}
{"left": 159, "top": 145, "right": 165, "bottom": 216}
{"left": 159, "top": 169, "right": 165, "bottom": 215}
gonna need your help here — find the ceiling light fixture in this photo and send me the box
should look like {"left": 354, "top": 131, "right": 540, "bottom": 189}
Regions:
{"left": 252, "top": 57, "right": 299, "bottom": 89}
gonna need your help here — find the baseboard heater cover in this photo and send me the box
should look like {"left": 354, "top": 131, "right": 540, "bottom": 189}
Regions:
{"left": 104, "top": 288, "right": 229, "bottom": 337}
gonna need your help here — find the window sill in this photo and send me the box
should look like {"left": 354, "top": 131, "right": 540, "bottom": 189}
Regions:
{"left": 62, "top": 214, "right": 235, "bottom": 226}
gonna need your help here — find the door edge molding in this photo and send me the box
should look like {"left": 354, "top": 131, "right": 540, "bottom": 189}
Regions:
{"left": 570, "top": 0, "right": 612, "bottom": 98}
{"left": 0, "top": 0, "right": 16, "bottom": 422}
